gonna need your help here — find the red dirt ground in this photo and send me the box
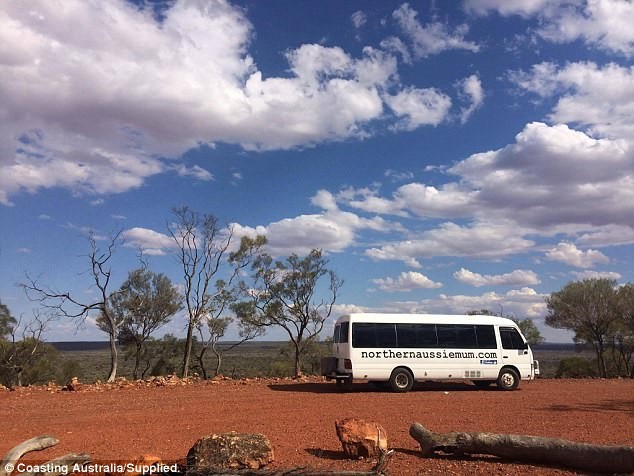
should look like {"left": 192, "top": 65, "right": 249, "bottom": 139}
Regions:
{"left": 1, "top": 378, "right": 633, "bottom": 475}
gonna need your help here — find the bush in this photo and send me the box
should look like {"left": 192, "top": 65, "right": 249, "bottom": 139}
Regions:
{"left": 555, "top": 357, "right": 598, "bottom": 378}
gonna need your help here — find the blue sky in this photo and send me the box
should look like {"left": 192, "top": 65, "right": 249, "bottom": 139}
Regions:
{"left": 1, "top": 0, "right": 633, "bottom": 342}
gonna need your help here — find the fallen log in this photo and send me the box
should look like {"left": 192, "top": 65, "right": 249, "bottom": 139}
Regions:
{"left": 0, "top": 436, "right": 91, "bottom": 476}
{"left": 409, "top": 422, "right": 634, "bottom": 474}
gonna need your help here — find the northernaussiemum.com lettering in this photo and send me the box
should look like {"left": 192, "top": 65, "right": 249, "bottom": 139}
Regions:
{"left": 360, "top": 349, "right": 498, "bottom": 359}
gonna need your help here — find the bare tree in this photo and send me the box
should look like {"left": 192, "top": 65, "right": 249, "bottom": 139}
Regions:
{"left": 21, "top": 232, "right": 124, "bottom": 382}
{"left": 168, "top": 207, "right": 266, "bottom": 377}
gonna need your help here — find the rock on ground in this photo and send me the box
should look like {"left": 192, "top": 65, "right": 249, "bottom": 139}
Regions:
{"left": 335, "top": 418, "right": 388, "bottom": 459}
{"left": 186, "top": 432, "right": 274, "bottom": 471}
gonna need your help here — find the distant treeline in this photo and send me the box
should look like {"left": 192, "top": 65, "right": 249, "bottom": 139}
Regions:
{"left": 50, "top": 341, "right": 580, "bottom": 352}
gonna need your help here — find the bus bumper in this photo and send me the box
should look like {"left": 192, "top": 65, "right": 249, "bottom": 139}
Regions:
{"left": 533, "top": 360, "right": 540, "bottom": 377}
{"left": 320, "top": 357, "right": 352, "bottom": 380}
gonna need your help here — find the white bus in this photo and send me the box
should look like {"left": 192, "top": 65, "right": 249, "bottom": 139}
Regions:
{"left": 321, "top": 313, "right": 539, "bottom": 392}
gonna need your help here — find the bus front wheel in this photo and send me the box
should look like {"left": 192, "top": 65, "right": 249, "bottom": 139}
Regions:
{"left": 497, "top": 368, "right": 520, "bottom": 391}
{"left": 389, "top": 367, "right": 414, "bottom": 393}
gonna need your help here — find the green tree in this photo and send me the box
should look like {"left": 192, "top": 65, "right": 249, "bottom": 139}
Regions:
{"left": 546, "top": 279, "right": 621, "bottom": 378}
{"left": 143, "top": 335, "right": 186, "bottom": 377}
{"left": 101, "top": 268, "right": 182, "bottom": 380}
{"left": 233, "top": 249, "right": 342, "bottom": 377}
{"left": 0, "top": 311, "right": 54, "bottom": 387}
{"left": 468, "top": 309, "right": 544, "bottom": 346}
{"left": 513, "top": 318, "right": 544, "bottom": 346}
{"left": 0, "top": 299, "right": 17, "bottom": 339}
{"left": 613, "top": 284, "right": 634, "bottom": 377}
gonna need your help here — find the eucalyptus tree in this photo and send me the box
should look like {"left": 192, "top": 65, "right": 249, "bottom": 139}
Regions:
{"left": 100, "top": 267, "right": 182, "bottom": 380}
{"left": 233, "top": 249, "right": 342, "bottom": 377}
{"left": 168, "top": 207, "right": 266, "bottom": 378}
{"left": 546, "top": 278, "right": 621, "bottom": 378}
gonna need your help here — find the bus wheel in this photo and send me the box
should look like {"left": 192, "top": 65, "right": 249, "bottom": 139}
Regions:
{"left": 389, "top": 367, "right": 414, "bottom": 393}
{"left": 497, "top": 368, "right": 520, "bottom": 391}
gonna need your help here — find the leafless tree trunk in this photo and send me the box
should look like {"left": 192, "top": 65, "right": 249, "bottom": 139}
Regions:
{"left": 169, "top": 210, "right": 266, "bottom": 378}
{"left": 21, "top": 231, "right": 123, "bottom": 382}
{"left": 409, "top": 422, "right": 634, "bottom": 474}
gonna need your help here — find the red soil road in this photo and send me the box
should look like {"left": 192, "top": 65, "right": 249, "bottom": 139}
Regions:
{"left": 1, "top": 378, "right": 633, "bottom": 475}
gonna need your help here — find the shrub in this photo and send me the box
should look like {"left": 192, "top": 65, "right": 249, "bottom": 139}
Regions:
{"left": 555, "top": 357, "right": 598, "bottom": 378}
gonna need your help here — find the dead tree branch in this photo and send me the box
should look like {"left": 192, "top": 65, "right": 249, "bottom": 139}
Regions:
{"left": 409, "top": 422, "right": 634, "bottom": 474}
{"left": 0, "top": 436, "right": 91, "bottom": 476}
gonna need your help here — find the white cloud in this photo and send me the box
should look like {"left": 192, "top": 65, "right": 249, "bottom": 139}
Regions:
{"left": 232, "top": 190, "right": 395, "bottom": 256}
{"left": 510, "top": 62, "right": 634, "bottom": 140}
{"left": 538, "top": 0, "right": 634, "bottom": 57}
{"left": 449, "top": 122, "right": 634, "bottom": 231}
{"left": 372, "top": 271, "right": 442, "bottom": 292}
{"left": 458, "top": 74, "right": 485, "bottom": 123}
{"left": 385, "top": 87, "right": 452, "bottom": 130}
{"left": 572, "top": 270, "right": 622, "bottom": 281}
{"left": 340, "top": 182, "right": 477, "bottom": 218}
{"left": 545, "top": 242, "right": 610, "bottom": 268}
{"left": 380, "top": 36, "right": 412, "bottom": 65}
{"left": 351, "top": 10, "right": 367, "bottom": 29}
{"left": 464, "top": 0, "right": 556, "bottom": 17}
{"left": 0, "top": 0, "right": 460, "bottom": 205}
{"left": 454, "top": 268, "right": 541, "bottom": 287}
{"left": 365, "top": 221, "right": 534, "bottom": 268}
{"left": 382, "top": 287, "right": 548, "bottom": 319}
{"left": 173, "top": 164, "right": 214, "bottom": 181}
{"left": 466, "top": 0, "right": 634, "bottom": 56}
{"left": 384, "top": 169, "right": 414, "bottom": 183}
{"left": 577, "top": 225, "right": 634, "bottom": 247}
{"left": 392, "top": 3, "right": 480, "bottom": 59}
{"left": 122, "top": 227, "right": 175, "bottom": 256}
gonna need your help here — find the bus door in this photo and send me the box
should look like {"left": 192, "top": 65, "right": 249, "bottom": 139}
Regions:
{"left": 499, "top": 326, "right": 532, "bottom": 378}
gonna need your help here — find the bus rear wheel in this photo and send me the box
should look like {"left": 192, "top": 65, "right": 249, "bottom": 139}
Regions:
{"left": 497, "top": 368, "right": 520, "bottom": 391}
{"left": 389, "top": 367, "right": 414, "bottom": 393}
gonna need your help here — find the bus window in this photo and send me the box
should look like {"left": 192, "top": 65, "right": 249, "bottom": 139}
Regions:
{"left": 333, "top": 324, "right": 340, "bottom": 343}
{"left": 396, "top": 323, "right": 437, "bottom": 348}
{"left": 352, "top": 323, "right": 375, "bottom": 347}
{"left": 352, "top": 323, "right": 396, "bottom": 348}
{"left": 340, "top": 321, "right": 349, "bottom": 343}
{"left": 376, "top": 324, "right": 397, "bottom": 347}
{"left": 437, "top": 325, "right": 458, "bottom": 347}
{"left": 500, "top": 327, "right": 527, "bottom": 350}
{"left": 475, "top": 325, "right": 497, "bottom": 349}
{"left": 455, "top": 325, "right": 478, "bottom": 348}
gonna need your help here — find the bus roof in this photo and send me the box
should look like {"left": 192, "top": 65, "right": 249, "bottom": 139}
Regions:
{"left": 336, "top": 313, "right": 518, "bottom": 327}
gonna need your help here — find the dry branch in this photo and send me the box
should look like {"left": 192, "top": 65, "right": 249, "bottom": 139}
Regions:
{"left": 1, "top": 436, "right": 91, "bottom": 476}
{"left": 409, "top": 422, "right": 634, "bottom": 474}
{"left": 0, "top": 436, "right": 59, "bottom": 476}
